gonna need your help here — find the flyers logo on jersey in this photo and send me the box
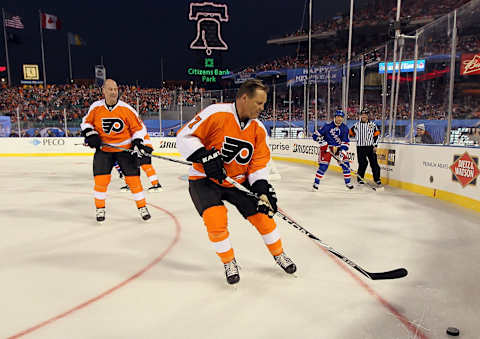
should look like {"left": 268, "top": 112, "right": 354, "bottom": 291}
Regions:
{"left": 102, "top": 118, "right": 125, "bottom": 134}
{"left": 222, "top": 136, "right": 254, "bottom": 165}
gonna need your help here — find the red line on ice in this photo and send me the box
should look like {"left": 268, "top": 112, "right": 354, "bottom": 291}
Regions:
{"left": 7, "top": 202, "right": 181, "bottom": 339}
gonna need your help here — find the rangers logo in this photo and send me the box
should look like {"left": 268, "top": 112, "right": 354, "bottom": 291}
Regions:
{"left": 221, "top": 136, "right": 254, "bottom": 165}
{"left": 102, "top": 118, "right": 124, "bottom": 134}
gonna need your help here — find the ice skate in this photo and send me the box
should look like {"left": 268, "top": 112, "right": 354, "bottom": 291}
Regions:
{"left": 96, "top": 207, "right": 106, "bottom": 223}
{"left": 375, "top": 180, "right": 385, "bottom": 191}
{"left": 224, "top": 258, "right": 240, "bottom": 285}
{"left": 147, "top": 183, "right": 163, "bottom": 192}
{"left": 274, "top": 252, "right": 297, "bottom": 274}
{"left": 346, "top": 183, "right": 354, "bottom": 190}
{"left": 138, "top": 206, "right": 151, "bottom": 221}
{"left": 312, "top": 183, "right": 319, "bottom": 192}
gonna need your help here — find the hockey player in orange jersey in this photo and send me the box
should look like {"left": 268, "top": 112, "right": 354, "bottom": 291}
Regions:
{"left": 176, "top": 79, "right": 296, "bottom": 285}
{"left": 80, "top": 79, "right": 152, "bottom": 223}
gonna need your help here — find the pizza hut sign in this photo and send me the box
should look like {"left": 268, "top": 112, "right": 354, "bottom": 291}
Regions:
{"left": 450, "top": 152, "right": 479, "bottom": 187}
{"left": 460, "top": 53, "right": 480, "bottom": 76}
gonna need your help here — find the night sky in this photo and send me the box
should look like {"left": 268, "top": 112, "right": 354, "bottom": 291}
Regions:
{"left": 2, "top": 0, "right": 355, "bottom": 87}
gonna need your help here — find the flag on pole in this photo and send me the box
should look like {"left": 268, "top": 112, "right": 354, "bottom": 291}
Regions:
{"left": 4, "top": 12, "right": 24, "bottom": 29}
{"left": 68, "top": 32, "right": 86, "bottom": 46}
{"left": 41, "top": 13, "right": 61, "bottom": 30}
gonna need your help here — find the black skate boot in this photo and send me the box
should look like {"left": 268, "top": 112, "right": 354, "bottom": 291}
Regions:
{"left": 274, "top": 252, "right": 297, "bottom": 274}
{"left": 346, "top": 183, "right": 354, "bottom": 190}
{"left": 138, "top": 206, "right": 151, "bottom": 221}
{"left": 224, "top": 258, "right": 240, "bottom": 285}
{"left": 148, "top": 183, "right": 163, "bottom": 192}
{"left": 96, "top": 207, "right": 106, "bottom": 223}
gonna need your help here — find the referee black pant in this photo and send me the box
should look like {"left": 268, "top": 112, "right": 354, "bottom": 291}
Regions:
{"left": 357, "top": 146, "right": 380, "bottom": 183}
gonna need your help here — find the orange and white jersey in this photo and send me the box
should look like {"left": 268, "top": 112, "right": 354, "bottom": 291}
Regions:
{"left": 81, "top": 99, "right": 147, "bottom": 152}
{"left": 177, "top": 103, "right": 271, "bottom": 187}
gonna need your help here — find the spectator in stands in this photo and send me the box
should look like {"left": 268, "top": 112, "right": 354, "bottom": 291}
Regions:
{"left": 415, "top": 124, "right": 435, "bottom": 144}
{"left": 168, "top": 129, "right": 176, "bottom": 137}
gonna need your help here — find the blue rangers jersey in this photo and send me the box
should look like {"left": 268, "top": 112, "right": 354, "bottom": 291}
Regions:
{"left": 313, "top": 122, "right": 350, "bottom": 151}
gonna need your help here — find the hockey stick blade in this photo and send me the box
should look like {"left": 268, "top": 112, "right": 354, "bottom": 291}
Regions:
{"left": 368, "top": 268, "right": 408, "bottom": 280}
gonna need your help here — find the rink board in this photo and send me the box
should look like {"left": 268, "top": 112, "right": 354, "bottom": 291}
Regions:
{"left": 268, "top": 138, "right": 480, "bottom": 212}
{"left": 0, "top": 137, "right": 479, "bottom": 212}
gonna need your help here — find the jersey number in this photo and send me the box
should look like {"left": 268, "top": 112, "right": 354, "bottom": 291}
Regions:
{"left": 188, "top": 115, "right": 201, "bottom": 129}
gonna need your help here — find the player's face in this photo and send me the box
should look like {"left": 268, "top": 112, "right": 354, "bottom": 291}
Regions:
{"left": 334, "top": 115, "right": 344, "bottom": 125}
{"left": 243, "top": 89, "right": 267, "bottom": 120}
{"left": 103, "top": 80, "right": 119, "bottom": 105}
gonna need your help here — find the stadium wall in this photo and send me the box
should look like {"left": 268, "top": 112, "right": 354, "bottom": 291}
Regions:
{"left": 0, "top": 137, "right": 479, "bottom": 212}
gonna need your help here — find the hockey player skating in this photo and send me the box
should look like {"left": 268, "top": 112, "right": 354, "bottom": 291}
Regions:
{"left": 176, "top": 79, "right": 296, "bottom": 285}
{"left": 312, "top": 110, "right": 353, "bottom": 191}
{"left": 81, "top": 79, "right": 152, "bottom": 223}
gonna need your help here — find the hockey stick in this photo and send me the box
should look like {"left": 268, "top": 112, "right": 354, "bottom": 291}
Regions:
{"left": 100, "top": 143, "right": 192, "bottom": 166}
{"left": 223, "top": 176, "right": 407, "bottom": 280}
{"left": 101, "top": 142, "right": 406, "bottom": 280}
{"left": 327, "top": 149, "right": 379, "bottom": 191}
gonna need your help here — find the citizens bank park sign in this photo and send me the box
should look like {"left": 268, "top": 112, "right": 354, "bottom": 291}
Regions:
{"left": 450, "top": 152, "right": 480, "bottom": 188}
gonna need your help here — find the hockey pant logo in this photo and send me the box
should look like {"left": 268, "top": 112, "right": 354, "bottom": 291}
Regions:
{"left": 102, "top": 118, "right": 125, "bottom": 134}
{"left": 221, "top": 136, "right": 254, "bottom": 165}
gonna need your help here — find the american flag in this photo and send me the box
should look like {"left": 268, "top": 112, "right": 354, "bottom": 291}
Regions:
{"left": 4, "top": 13, "right": 24, "bottom": 29}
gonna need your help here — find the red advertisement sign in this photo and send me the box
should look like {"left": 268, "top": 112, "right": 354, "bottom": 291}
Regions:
{"left": 460, "top": 53, "right": 480, "bottom": 76}
{"left": 450, "top": 152, "right": 479, "bottom": 187}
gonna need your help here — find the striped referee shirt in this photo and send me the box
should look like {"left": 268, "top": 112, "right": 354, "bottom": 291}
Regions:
{"left": 349, "top": 121, "right": 380, "bottom": 147}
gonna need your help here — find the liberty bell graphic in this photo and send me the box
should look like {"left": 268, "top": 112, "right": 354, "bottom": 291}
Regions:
{"left": 189, "top": 2, "right": 229, "bottom": 55}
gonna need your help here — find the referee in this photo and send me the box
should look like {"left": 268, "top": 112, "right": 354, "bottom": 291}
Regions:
{"left": 349, "top": 109, "right": 381, "bottom": 186}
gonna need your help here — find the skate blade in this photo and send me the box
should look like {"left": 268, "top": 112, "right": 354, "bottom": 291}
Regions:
{"left": 227, "top": 283, "right": 239, "bottom": 290}
{"left": 148, "top": 188, "right": 164, "bottom": 192}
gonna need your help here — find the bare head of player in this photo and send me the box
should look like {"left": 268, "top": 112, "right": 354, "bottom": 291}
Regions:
{"left": 102, "top": 79, "right": 119, "bottom": 106}
{"left": 235, "top": 79, "right": 268, "bottom": 121}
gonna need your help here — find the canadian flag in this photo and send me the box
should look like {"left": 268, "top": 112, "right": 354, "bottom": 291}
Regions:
{"left": 41, "top": 13, "right": 61, "bottom": 30}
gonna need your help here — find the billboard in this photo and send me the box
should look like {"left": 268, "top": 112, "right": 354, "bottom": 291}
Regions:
{"left": 460, "top": 53, "right": 480, "bottom": 76}
{"left": 286, "top": 66, "right": 342, "bottom": 86}
{"left": 379, "top": 59, "right": 425, "bottom": 74}
{"left": 23, "top": 64, "right": 40, "bottom": 80}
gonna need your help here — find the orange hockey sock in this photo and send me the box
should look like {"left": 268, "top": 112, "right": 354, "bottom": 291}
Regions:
{"left": 141, "top": 164, "right": 159, "bottom": 185}
{"left": 94, "top": 174, "right": 111, "bottom": 208}
{"left": 247, "top": 213, "right": 283, "bottom": 256}
{"left": 203, "top": 205, "right": 234, "bottom": 263}
{"left": 125, "top": 176, "right": 146, "bottom": 208}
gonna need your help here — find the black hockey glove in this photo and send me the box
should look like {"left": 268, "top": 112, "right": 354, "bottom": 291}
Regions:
{"left": 82, "top": 128, "right": 101, "bottom": 149}
{"left": 131, "top": 139, "right": 153, "bottom": 158}
{"left": 251, "top": 179, "right": 277, "bottom": 218}
{"left": 187, "top": 147, "right": 226, "bottom": 184}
